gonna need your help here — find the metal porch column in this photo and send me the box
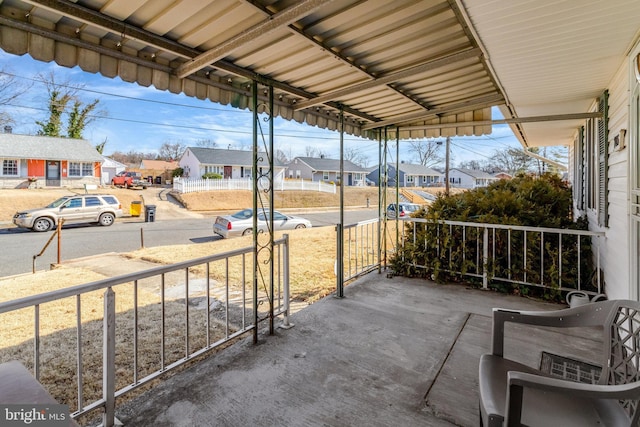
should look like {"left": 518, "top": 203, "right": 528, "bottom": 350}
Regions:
{"left": 336, "top": 107, "right": 345, "bottom": 298}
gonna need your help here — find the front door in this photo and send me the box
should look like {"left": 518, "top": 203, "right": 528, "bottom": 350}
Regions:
{"left": 224, "top": 166, "right": 232, "bottom": 179}
{"left": 46, "top": 161, "right": 60, "bottom": 187}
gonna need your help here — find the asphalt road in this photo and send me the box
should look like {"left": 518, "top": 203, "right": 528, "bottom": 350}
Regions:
{"left": 0, "top": 209, "right": 378, "bottom": 277}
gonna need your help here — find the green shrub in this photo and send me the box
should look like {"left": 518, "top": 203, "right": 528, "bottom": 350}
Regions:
{"left": 389, "top": 173, "right": 596, "bottom": 301}
{"left": 172, "top": 167, "right": 184, "bottom": 177}
{"left": 202, "top": 172, "right": 223, "bottom": 179}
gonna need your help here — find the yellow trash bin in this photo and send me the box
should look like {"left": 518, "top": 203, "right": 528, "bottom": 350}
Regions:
{"left": 130, "top": 200, "right": 142, "bottom": 217}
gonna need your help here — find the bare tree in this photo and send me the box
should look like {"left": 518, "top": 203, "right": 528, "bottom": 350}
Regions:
{"left": 195, "top": 139, "right": 217, "bottom": 148}
{"left": 488, "top": 148, "right": 535, "bottom": 175}
{"left": 408, "top": 139, "right": 444, "bottom": 167}
{"left": 0, "top": 69, "right": 30, "bottom": 128}
{"left": 344, "top": 146, "right": 369, "bottom": 167}
{"left": 158, "top": 141, "right": 186, "bottom": 161}
{"left": 275, "top": 149, "right": 290, "bottom": 164}
{"left": 304, "top": 145, "right": 319, "bottom": 157}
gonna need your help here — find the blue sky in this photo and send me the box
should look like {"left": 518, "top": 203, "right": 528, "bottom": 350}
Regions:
{"left": 0, "top": 51, "right": 527, "bottom": 167}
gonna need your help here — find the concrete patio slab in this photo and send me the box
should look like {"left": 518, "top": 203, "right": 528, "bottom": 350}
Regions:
{"left": 115, "top": 273, "right": 601, "bottom": 426}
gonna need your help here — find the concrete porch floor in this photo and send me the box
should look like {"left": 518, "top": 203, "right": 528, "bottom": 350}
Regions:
{"left": 116, "top": 273, "right": 601, "bottom": 427}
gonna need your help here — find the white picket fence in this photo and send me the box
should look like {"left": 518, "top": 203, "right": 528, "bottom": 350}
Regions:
{"left": 173, "top": 177, "right": 336, "bottom": 194}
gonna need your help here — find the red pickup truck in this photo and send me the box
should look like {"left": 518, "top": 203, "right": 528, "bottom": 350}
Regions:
{"left": 111, "top": 171, "right": 147, "bottom": 188}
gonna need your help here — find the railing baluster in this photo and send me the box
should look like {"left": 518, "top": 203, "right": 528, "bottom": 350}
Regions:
{"left": 206, "top": 263, "right": 210, "bottom": 347}
{"left": 558, "top": 233, "right": 562, "bottom": 289}
{"left": 133, "top": 280, "right": 138, "bottom": 384}
{"left": 76, "top": 295, "right": 83, "bottom": 411}
{"left": 34, "top": 304, "right": 40, "bottom": 381}
{"left": 161, "top": 273, "right": 165, "bottom": 370}
{"left": 225, "top": 258, "right": 230, "bottom": 338}
{"left": 103, "top": 287, "right": 116, "bottom": 427}
{"left": 185, "top": 268, "right": 189, "bottom": 357}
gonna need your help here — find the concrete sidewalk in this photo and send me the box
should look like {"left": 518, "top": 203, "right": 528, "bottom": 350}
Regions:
{"left": 115, "top": 274, "right": 600, "bottom": 427}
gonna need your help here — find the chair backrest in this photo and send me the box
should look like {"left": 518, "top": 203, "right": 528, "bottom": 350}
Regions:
{"left": 601, "top": 300, "right": 640, "bottom": 420}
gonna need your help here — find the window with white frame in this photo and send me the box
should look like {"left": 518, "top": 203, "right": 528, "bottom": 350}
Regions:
{"left": 68, "top": 162, "right": 94, "bottom": 177}
{"left": 2, "top": 159, "right": 18, "bottom": 176}
{"left": 323, "top": 171, "right": 329, "bottom": 180}
{"left": 407, "top": 175, "right": 414, "bottom": 183}
{"left": 205, "top": 165, "right": 223, "bottom": 175}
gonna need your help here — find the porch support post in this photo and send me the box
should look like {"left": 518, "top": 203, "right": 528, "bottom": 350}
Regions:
{"left": 377, "top": 130, "right": 383, "bottom": 273}
{"left": 395, "top": 128, "right": 400, "bottom": 249}
{"left": 336, "top": 106, "right": 345, "bottom": 298}
{"left": 252, "top": 80, "right": 259, "bottom": 344}
{"left": 268, "top": 85, "right": 275, "bottom": 335}
{"left": 382, "top": 128, "right": 389, "bottom": 269}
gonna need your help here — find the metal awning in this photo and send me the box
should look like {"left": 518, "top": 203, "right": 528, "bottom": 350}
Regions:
{"left": 0, "top": 0, "right": 638, "bottom": 147}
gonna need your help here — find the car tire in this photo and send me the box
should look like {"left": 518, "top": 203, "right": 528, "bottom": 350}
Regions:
{"left": 99, "top": 213, "right": 115, "bottom": 226}
{"left": 242, "top": 228, "right": 253, "bottom": 236}
{"left": 295, "top": 224, "right": 306, "bottom": 229}
{"left": 32, "top": 217, "right": 53, "bottom": 232}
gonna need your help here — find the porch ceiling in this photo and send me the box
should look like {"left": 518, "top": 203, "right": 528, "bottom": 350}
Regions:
{"left": 0, "top": 1, "right": 638, "bottom": 148}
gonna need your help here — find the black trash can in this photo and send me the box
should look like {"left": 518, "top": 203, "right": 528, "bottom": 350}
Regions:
{"left": 155, "top": 176, "right": 162, "bottom": 185}
{"left": 147, "top": 175, "right": 153, "bottom": 183}
{"left": 145, "top": 205, "right": 156, "bottom": 222}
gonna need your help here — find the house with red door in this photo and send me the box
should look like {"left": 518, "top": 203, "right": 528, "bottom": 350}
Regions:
{"left": 0, "top": 133, "right": 103, "bottom": 189}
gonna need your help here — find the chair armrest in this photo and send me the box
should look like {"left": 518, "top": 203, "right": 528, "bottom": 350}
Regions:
{"left": 505, "top": 371, "right": 640, "bottom": 426}
{"left": 491, "top": 300, "right": 615, "bottom": 356}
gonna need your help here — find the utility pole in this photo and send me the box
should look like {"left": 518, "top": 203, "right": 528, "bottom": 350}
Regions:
{"left": 445, "top": 136, "right": 450, "bottom": 196}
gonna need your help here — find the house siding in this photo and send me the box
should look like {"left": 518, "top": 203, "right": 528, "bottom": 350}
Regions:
{"left": 571, "top": 53, "right": 631, "bottom": 299}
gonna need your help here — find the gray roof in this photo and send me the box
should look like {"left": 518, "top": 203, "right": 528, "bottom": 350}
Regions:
{"left": 394, "top": 163, "right": 442, "bottom": 177}
{"left": 186, "top": 147, "right": 284, "bottom": 167}
{"left": 293, "top": 157, "right": 367, "bottom": 173}
{"left": 451, "top": 168, "right": 499, "bottom": 179}
{"left": 0, "top": 134, "right": 103, "bottom": 162}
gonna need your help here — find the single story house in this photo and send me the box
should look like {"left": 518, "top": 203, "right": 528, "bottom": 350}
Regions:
{"left": 448, "top": 168, "right": 499, "bottom": 189}
{"left": 140, "top": 159, "right": 179, "bottom": 170}
{"left": 179, "top": 147, "right": 285, "bottom": 180}
{"left": 492, "top": 171, "right": 512, "bottom": 180}
{"left": 0, "top": 134, "right": 103, "bottom": 189}
{"left": 287, "top": 156, "right": 368, "bottom": 186}
{"left": 367, "top": 163, "right": 443, "bottom": 187}
{"left": 101, "top": 156, "right": 127, "bottom": 185}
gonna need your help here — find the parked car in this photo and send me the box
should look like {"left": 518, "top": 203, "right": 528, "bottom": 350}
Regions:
{"left": 13, "top": 194, "right": 123, "bottom": 232}
{"left": 111, "top": 171, "right": 147, "bottom": 188}
{"left": 386, "top": 203, "right": 422, "bottom": 219}
{"left": 213, "top": 208, "right": 312, "bottom": 238}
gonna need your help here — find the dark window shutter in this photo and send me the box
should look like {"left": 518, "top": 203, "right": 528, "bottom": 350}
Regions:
{"left": 597, "top": 90, "right": 609, "bottom": 227}
{"left": 575, "top": 127, "right": 584, "bottom": 210}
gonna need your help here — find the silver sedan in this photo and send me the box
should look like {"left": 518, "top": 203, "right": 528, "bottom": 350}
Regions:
{"left": 213, "top": 208, "right": 312, "bottom": 238}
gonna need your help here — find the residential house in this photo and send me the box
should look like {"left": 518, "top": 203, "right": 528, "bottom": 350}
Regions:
{"left": 367, "top": 163, "right": 442, "bottom": 187}
{"left": 139, "top": 159, "right": 179, "bottom": 171}
{"left": 492, "top": 172, "right": 512, "bottom": 180}
{"left": 179, "top": 147, "right": 285, "bottom": 180}
{"left": 0, "top": 134, "right": 103, "bottom": 189}
{"left": 448, "top": 168, "right": 499, "bottom": 189}
{"left": 287, "top": 156, "right": 368, "bottom": 186}
{"left": 101, "top": 156, "right": 126, "bottom": 185}
{"left": 139, "top": 159, "right": 179, "bottom": 185}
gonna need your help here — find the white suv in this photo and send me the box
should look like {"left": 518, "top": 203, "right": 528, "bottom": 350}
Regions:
{"left": 13, "top": 194, "right": 123, "bottom": 232}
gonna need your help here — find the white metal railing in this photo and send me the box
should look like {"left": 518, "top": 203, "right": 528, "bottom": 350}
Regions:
{"left": 0, "top": 237, "right": 290, "bottom": 427}
{"left": 340, "top": 218, "right": 381, "bottom": 282}
{"left": 393, "top": 218, "right": 605, "bottom": 295}
{"left": 173, "top": 177, "right": 336, "bottom": 194}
